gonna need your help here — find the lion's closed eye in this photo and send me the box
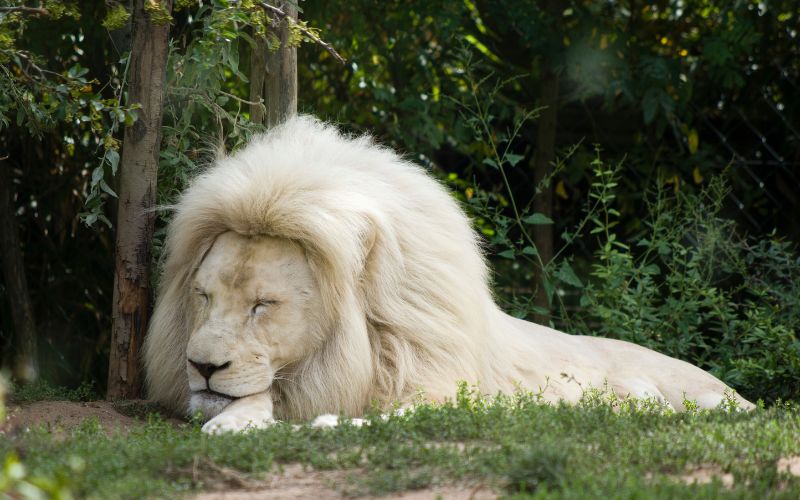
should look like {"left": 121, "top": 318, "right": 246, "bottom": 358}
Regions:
{"left": 252, "top": 299, "right": 279, "bottom": 316}
{"left": 194, "top": 287, "right": 210, "bottom": 305}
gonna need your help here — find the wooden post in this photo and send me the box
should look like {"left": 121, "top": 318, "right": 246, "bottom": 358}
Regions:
{"left": 264, "top": 0, "right": 298, "bottom": 127}
{"left": 250, "top": 1, "right": 298, "bottom": 127}
{"left": 0, "top": 159, "right": 39, "bottom": 383}
{"left": 249, "top": 34, "right": 268, "bottom": 125}
{"left": 107, "top": 0, "right": 172, "bottom": 400}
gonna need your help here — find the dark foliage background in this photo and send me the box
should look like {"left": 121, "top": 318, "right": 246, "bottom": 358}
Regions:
{"left": 1, "top": 0, "right": 798, "bottom": 402}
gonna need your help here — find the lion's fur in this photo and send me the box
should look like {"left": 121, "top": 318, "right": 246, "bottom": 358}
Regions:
{"left": 144, "top": 116, "right": 751, "bottom": 419}
{"left": 144, "top": 117, "right": 537, "bottom": 418}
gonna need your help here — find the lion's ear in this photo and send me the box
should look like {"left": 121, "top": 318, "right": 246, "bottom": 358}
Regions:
{"left": 362, "top": 219, "right": 378, "bottom": 261}
{"left": 359, "top": 212, "right": 403, "bottom": 277}
{"left": 361, "top": 211, "right": 395, "bottom": 270}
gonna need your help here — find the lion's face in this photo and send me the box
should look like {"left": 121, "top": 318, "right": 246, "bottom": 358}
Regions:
{"left": 186, "top": 232, "right": 324, "bottom": 418}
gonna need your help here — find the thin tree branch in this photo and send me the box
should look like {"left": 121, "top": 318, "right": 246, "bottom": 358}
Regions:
{"left": 216, "top": 88, "right": 264, "bottom": 106}
{"left": 258, "top": 1, "right": 346, "bottom": 65}
{"left": 171, "top": 86, "right": 264, "bottom": 106}
{"left": 0, "top": 6, "right": 50, "bottom": 16}
{"left": 10, "top": 50, "right": 65, "bottom": 82}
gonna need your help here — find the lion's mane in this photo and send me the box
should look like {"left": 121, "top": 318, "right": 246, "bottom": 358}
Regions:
{"left": 144, "top": 116, "right": 534, "bottom": 419}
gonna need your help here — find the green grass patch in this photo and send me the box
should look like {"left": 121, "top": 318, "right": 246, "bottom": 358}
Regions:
{"left": 9, "top": 379, "right": 98, "bottom": 403}
{"left": 3, "top": 387, "right": 800, "bottom": 498}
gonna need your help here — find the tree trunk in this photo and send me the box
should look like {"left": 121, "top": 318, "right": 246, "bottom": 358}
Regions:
{"left": 0, "top": 159, "right": 39, "bottom": 383}
{"left": 250, "top": 1, "right": 298, "bottom": 128}
{"left": 108, "top": 0, "right": 172, "bottom": 400}
{"left": 249, "top": 34, "right": 268, "bottom": 125}
{"left": 531, "top": 62, "right": 559, "bottom": 325}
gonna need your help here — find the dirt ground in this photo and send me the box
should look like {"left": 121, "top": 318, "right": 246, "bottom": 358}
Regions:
{"left": 4, "top": 400, "right": 134, "bottom": 435}
{"left": 193, "top": 463, "right": 495, "bottom": 500}
{"left": 1, "top": 400, "right": 182, "bottom": 435}
{"left": 1, "top": 400, "right": 497, "bottom": 499}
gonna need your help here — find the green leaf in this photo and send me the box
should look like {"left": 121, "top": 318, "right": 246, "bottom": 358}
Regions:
{"left": 505, "top": 153, "right": 524, "bottom": 167}
{"left": 541, "top": 276, "right": 555, "bottom": 305}
{"left": 124, "top": 109, "right": 138, "bottom": 126}
{"left": 106, "top": 149, "right": 120, "bottom": 175}
{"left": 91, "top": 166, "right": 104, "bottom": 185}
{"left": 97, "top": 213, "right": 113, "bottom": 228}
{"left": 556, "top": 261, "right": 584, "bottom": 288}
{"left": 99, "top": 180, "right": 118, "bottom": 198}
{"left": 528, "top": 305, "right": 550, "bottom": 316}
{"left": 482, "top": 158, "right": 498, "bottom": 169}
{"left": 522, "top": 213, "right": 554, "bottom": 225}
{"left": 498, "top": 249, "right": 515, "bottom": 259}
{"left": 522, "top": 246, "right": 538, "bottom": 256}
{"left": 642, "top": 264, "right": 661, "bottom": 275}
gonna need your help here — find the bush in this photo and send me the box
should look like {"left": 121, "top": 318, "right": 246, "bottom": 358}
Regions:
{"left": 10, "top": 379, "right": 98, "bottom": 403}
{"left": 447, "top": 78, "right": 798, "bottom": 404}
{"left": 505, "top": 442, "right": 567, "bottom": 493}
{"left": 571, "top": 164, "right": 800, "bottom": 403}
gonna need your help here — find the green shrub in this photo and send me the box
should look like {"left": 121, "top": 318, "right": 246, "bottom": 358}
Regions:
{"left": 571, "top": 162, "right": 800, "bottom": 403}
{"left": 449, "top": 77, "right": 799, "bottom": 404}
{"left": 10, "top": 379, "right": 98, "bottom": 403}
{"left": 0, "top": 453, "right": 77, "bottom": 499}
{"left": 505, "top": 442, "right": 567, "bottom": 494}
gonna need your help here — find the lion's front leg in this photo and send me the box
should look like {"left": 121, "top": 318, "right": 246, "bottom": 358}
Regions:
{"left": 201, "top": 391, "right": 275, "bottom": 434}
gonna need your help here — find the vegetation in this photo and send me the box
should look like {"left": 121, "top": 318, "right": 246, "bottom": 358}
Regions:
{"left": 445, "top": 79, "right": 800, "bottom": 403}
{"left": 2, "top": 386, "right": 800, "bottom": 498}
{"left": 571, "top": 172, "right": 800, "bottom": 403}
{"left": 2, "top": 0, "right": 797, "bottom": 398}
{"left": 9, "top": 378, "right": 97, "bottom": 403}
{"left": 1, "top": 0, "right": 798, "bottom": 497}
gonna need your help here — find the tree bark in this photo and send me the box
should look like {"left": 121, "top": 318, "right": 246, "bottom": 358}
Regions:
{"left": 531, "top": 62, "right": 559, "bottom": 325}
{"left": 250, "top": 1, "right": 298, "bottom": 128}
{"left": 0, "top": 159, "right": 39, "bottom": 383}
{"left": 108, "top": 0, "right": 172, "bottom": 400}
{"left": 249, "top": 34, "right": 268, "bottom": 125}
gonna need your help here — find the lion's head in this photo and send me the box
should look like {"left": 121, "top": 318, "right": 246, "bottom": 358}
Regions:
{"left": 185, "top": 232, "right": 324, "bottom": 419}
{"left": 143, "top": 116, "right": 511, "bottom": 422}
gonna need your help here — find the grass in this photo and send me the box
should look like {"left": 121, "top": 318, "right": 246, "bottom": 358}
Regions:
{"left": 9, "top": 379, "right": 99, "bottom": 403}
{"left": 3, "top": 384, "right": 800, "bottom": 498}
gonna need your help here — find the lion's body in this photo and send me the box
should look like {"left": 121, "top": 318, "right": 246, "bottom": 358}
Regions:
{"left": 143, "top": 117, "right": 751, "bottom": 427}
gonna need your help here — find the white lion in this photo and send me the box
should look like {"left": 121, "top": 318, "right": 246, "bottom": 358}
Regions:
{"left": 143, "top": 116, "right": 752, "bottom": 433}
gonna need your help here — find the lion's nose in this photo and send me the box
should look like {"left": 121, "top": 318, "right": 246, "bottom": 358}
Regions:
{"left": 189, "top": 359, "right": 231, "bottom": 380}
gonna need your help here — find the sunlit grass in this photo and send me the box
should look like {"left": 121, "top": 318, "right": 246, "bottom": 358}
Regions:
{"left": 3, "top": 384, "right": 800, "bottom": 498}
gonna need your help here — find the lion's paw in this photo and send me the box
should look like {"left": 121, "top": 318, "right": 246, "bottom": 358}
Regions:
{"left": 202, "top": 412, "right": 275, "bottom": 434}
{"left": 310, "top": 414, "right": 366, "bottom": 429}
{"left": 310, "top": 414, "right": 339, "bottom": 428}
